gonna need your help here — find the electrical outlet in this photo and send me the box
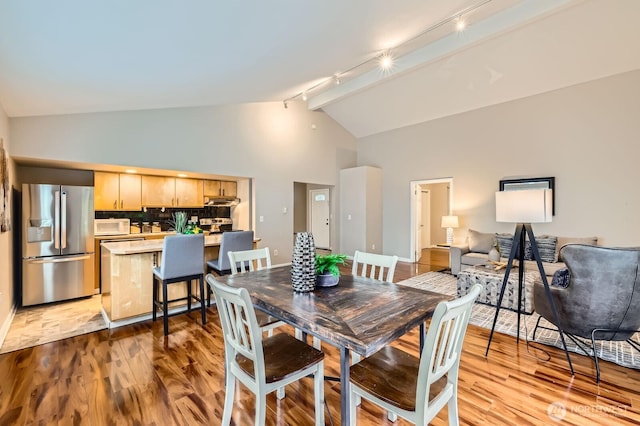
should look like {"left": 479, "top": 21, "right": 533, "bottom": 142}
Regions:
{"left": 372, "top": 244, "right": 376, "bottom": 250}
{"left": 259, "top": 215, "right": 264, "bottom": 222}
{"left": 273, "top": 249, "right": 279, "bottom": 256}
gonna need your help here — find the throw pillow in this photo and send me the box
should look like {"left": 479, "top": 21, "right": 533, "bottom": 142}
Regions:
{"left": 551, "top": 268, "right": 571, "bottom": 288}
{"left": 555, "top": 236, "right": 598, "bottom": 262}
{"left": 495, "top": 233, "right": 513, "bottom": 258}
{"left": 509, "top": 235, "right": 556, "bottom": 263}
{"left": 533, "top": 235, "right": 557, "bottom": 263}
{"left": 523, "top": 240, "right": 533, "bottom": 261}
{"left": 468, "top": 229, "right": 494, "bottom": 254}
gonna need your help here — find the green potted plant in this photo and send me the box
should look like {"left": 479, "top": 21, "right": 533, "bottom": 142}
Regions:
{"left": 168, "top": 211, "right": 189, "bottom": 234}
{"left": 315, "top": 253, "right": 347, "bottom": 287}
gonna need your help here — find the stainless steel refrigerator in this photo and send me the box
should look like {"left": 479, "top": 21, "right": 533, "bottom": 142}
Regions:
{"left": 22, "top": 184, "right": 95, "bottom": 306}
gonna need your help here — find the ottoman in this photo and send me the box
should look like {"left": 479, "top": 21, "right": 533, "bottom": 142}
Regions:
{"left": 457, "top": 265, "right": 537, "bottom": 314}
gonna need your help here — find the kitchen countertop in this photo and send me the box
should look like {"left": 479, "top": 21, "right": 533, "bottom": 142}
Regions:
{"left": 95, "top": 232, "right": 176, "bottom": 240}
{"left": 101, "top": 234, "right": 260, "bottom": 255}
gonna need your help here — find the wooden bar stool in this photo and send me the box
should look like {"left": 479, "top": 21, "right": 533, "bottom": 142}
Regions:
{"left": 152, "top": 233, "right": 206, "bottom": 336}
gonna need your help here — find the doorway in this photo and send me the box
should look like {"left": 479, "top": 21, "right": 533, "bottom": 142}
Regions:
{"left": 410, "top": 178, "right": 453, "bottom": 262}
{"left": 293, "top": 182, "right": 333, "bottom": 250}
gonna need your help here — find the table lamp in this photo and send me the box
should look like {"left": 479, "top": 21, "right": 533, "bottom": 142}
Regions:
{"left": 441, "top": 215, "right": 459, "bottom": 246}
{"left": 486, "top": 188, "right": 574, "bottom": 376}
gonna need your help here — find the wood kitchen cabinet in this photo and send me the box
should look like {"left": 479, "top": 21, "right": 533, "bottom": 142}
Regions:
{"left": 203, "top": 179, "right": 237, "bottom": 197}
{"left": 220, "top": 180, "right": 237, "bottom": 197}
{"left": 94, "top": 172, "right": 142, "bottom": 211}
{"left": 141, "top": 176, "right": 204, "bottom": 207}
{"left": 141, "top": 176, "right": 175, "bottom": 207}
{"left": 175, "top": 178, "right": 203, "bottom": 207}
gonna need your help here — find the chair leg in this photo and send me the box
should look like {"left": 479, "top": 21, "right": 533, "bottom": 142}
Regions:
{"left": 350, "top": 387, "right": 358, "bottom": 426}
{"left": 448, "top": 381, "right": 460, "bottom": 426}
{"left": 276, "top": 386, "right": 285, "bottom": 400}
{"left": 221, "top": 371, "right": 235, "bottom": 426}
{"left": 152, "top": 277, "right": 158, "bottom": 321}
{"left": 162, "top": 280, "right": 169, "bottom": 336}
{"left": 199, "top": 275, "right": 206, "bottom": 325}
{"left": 315, "top": 361, "right": 325, "bottom": 426}
{"left": 255, "top": 392, "right": 266, "bottom": 426}
{"left": 532, "top": 315, "right": 544, "bottom": 341}
{"left": 187, "top": 279, "right": 192, "bottom": 314}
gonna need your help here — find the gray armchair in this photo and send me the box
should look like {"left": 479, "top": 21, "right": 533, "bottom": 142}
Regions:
{"left": 532, "top": 244, "right": 640, "bottom": 381}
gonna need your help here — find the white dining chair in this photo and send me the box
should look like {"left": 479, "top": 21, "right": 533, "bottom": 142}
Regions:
{"left": 228, "top": 248, "right": 284, "bottom": 338}
{"left": 352, "top": 250, "right": 399, "bottom": 282}
{"left": 349, "top": 284, "right": 482, "bottom": 425}
{"left": 350, "top": 250, "right": 399, "bottom": 367}
{"left": 228, "top": 247, "right": 272, "bottom": 273}
{"left": 208, "top": 276, "right": 325, "bottom": 426}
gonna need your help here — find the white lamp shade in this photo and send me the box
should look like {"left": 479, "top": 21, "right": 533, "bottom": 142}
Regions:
{"left": 495, "top": 189, "right": 552, "bottom": 223}
{"left": 441, "top": 215, "right": 459, "bottom": 228}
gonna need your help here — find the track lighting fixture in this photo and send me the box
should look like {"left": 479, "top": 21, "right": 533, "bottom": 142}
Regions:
{"left": 379, "top": 52, "right": 393, "bottom": 70}
{"left": 282, "top": 0, "right": 491, "bottom": 106}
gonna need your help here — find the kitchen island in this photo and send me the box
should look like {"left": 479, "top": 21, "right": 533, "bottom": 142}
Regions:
{"left": 100, "top": 234, "right": 259, "bottom": 326}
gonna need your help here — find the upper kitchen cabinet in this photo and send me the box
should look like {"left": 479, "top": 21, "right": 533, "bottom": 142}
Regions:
{"left": 204, "top": 179, "right": 237, "bottom": 197}
{"left": 141, "top": 176, "right": 204, "bottom": 207}
{"left": 95, "top": 172, "right": 142, "bottom": 211}
{"left": 175, "top": 178, "right": 203, "bottom": 207}
{"left": 220, "top": 181, "right": 237, "bottom": 197}
{"left": 141, "top": 176, "right": 175, "bottom": 207}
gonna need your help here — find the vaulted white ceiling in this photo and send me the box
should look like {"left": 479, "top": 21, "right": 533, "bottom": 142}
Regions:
{"left": 0, "top": 0, "right": 638, "bottom": 138}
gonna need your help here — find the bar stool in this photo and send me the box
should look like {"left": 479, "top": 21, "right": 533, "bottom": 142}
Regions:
{"left": 152, "top": 233, "right": 206, "bottom": 336}
{"left": 206, "top": 230, "right": 254, "bottom": 306}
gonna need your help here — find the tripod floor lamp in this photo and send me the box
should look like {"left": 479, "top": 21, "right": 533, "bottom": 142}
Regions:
{"left": 485, "top": 188, "right": 574, "bottom": 376}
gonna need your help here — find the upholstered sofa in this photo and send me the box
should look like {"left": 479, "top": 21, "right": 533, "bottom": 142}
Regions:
{"left": 450, "top": 229, "right": 598, "bottom": 280}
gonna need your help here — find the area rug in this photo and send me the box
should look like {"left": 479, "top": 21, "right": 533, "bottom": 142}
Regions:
{"left": 0, "top": 295, "right": 107, "bottom": 354}
{"left": 398, "top": 272, "right": 640, "bottom": 370}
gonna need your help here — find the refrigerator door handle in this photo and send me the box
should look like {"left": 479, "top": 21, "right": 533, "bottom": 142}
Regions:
{"left": 54, "top": 190, "right": 61, "bottom": 249}
{"left": 26, "top": 255, "right": 91, "bottom": 264}
{"left": 61, "top": 191, "right": 67, "bottom": 249}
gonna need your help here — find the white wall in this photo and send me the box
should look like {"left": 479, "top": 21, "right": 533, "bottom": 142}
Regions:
{"left": 10, "top": 101, "right": 357, "bottom": 264}
{"left": 357, "top": 70, "right": 640, "bottom": 259}
{"left": 0, "top": 103, "right": 14, "bottom": 342}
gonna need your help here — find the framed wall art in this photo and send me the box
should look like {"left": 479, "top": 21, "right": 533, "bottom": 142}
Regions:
{"left": 499, "top": 176, "right": 555, "bottom": 215}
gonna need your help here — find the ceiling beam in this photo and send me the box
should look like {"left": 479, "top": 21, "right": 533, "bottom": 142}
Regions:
{"left": 307, "top": 0, "right": 578, "bottom": 111}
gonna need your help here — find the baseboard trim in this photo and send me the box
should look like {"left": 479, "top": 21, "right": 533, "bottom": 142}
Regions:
{"left": 0, "top": 304, "right": 17, "bottom": 349}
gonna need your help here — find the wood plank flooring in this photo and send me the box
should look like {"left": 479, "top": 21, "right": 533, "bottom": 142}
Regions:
{"left": 1, "top": 252, "right": 639, "bottom": 425}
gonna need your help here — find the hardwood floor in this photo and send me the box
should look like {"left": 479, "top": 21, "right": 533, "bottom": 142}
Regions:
{"left": 1, "top": 258, "right": 639, "bottom": 425}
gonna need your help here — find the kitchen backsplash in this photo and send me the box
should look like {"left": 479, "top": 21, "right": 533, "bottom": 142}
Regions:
{"left": 95, "top": 206, "right": 231, "bottom": 231}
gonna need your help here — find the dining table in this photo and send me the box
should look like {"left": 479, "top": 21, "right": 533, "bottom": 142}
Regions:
{"left": 215, "top": 265, "right": 450, "bottom": 426}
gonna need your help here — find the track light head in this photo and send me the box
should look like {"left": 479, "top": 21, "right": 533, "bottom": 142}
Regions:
{"left": 283, "top": 101, "right": 288, "bottom": 109}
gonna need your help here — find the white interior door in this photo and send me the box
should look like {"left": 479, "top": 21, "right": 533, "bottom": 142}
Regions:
{"left": 421, "top": 190, "right": 431, "bottom": 248}
{"left": 414, "top": 186, "right": 422, "bottom": 260}
{"left": 310, "top": 189, "right": 330, "bottom": 249}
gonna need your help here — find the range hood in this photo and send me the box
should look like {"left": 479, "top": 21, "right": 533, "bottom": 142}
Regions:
{"left": 205, "top": 197, "right": 240, "bottom": 207}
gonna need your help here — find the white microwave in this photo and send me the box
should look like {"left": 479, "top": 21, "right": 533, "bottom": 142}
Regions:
{"left": 95, "top": 218, "right": 130, "bottom": 236}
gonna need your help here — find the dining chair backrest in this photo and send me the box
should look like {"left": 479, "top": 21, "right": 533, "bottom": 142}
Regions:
{"left": 208, "top": 276, "right": 266, "bottom": 383}
{"left": 415, "top": 283, "right": 481, "bottom": 421}
{"left": 352, "top": 250, "right": 399, "bottom": 282}
{"left": 217, "top": 231, "right": 254, "bottom": 271}
{"left": 228, "top": 247, "right": 272, "bottom": 275}
{"left": 159, "top": 233, "right": 204, "bottom": 280}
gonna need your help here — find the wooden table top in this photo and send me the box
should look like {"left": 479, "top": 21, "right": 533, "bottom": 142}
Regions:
{"left": 216, "top": 266, "right": 450, "bottom": 357}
